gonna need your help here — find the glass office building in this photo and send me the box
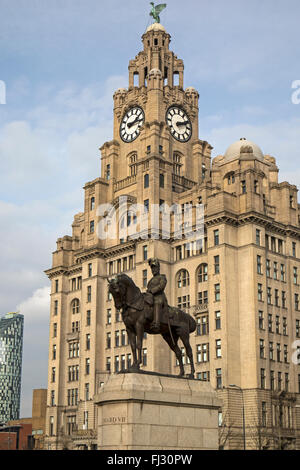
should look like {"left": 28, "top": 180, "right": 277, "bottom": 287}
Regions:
{"left": 0, "top": 313, "right": 24, "bottom": 424}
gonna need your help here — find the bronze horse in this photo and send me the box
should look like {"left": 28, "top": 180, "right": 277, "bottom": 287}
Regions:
{"left": 108, "top": 274, "right": 196, "bottom": 378}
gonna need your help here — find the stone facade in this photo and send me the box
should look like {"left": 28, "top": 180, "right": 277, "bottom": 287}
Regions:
{"left": 44, "top": 23, "right": 300, "bottom": 450}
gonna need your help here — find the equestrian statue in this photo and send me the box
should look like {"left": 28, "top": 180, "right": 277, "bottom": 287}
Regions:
{"left": 108, "top": 258, "right": 196, "bottom": 378}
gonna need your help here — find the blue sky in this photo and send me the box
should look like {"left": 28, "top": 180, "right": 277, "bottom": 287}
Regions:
{"left": 0, "top": 0, "right": 299, "bottom": 417}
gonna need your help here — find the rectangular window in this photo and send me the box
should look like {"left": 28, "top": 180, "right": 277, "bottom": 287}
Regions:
{"left": 106, "top": 357, "right": 111, "bottom": 372}
{"left": 273, "top": 262, "right": 278, "bottom": 280}
{"left": 88, "top": 263, "right": 92, "bottom": 277}
{"left": 292, "top": 242, "right": 296, "bottom": 257}
{"left": 51, "top": 367, "right": 56, "bottom": 383}
{"left": 216, "top": 339, "right": 222, "bottom": 358}
{"left": 270, "top": 370, "right": 275, "bottom": 390}
{"left": 86, "top": 334, "right": 90, "bottom": 350}
{"left": 266, "top": 259, "right": 271, "bottom": 278}
{"left": 159, "top": 173, "right": 165, "bottom": 188}
{"left": 86, "top": 310, "right": 91, "bottom": 326}
{"left": 87, "top": 286, "right": 92, "bottom": 302}
{"left": 197, "top": 291, "right": 208, "bottom": 305}
{"left": 267, "top": 287, "right": 272, "bottom": 305}
{"left": 121, "top": 329, "right": 127, "bottom": 346}
{"left": 284, "top": 344, "right": 288, "bottom": 363}
{"left": 283, "top": 317, "right": 287, "bottom": 336}
{"left": 260, "top": 368, "right": 266, "bottom": 389}
{"left": 144, "top": 173, "right": 149, "bottom": 188}
{"left": 90, "top": 197, "right": 95, "bottom": 210}
{"left": 216, "top": 369, "right": 222, "bottom": 389}
{"left": 257, "top": 255, "right": 262, "bottom": 274}
{"left": 49, "top": 417, "right": 54, "bottom": 437}
{"left": 282, "top": 291, "right": 286, "bottom": 308}
{"left": 295, "top": 294, "right": 299, "bottom": 311}
{"left": 115, "top": 330, "right": 120, "bottom": 348}
{"left": 277, "top": 343, "right": 281, "bottom": 362}
{"left": 106, "top": 332, "right": 111, "bottom": 349}
{"left": 52, "top": 344, "right": 56, "bottom": 360}
{"left": 85, "top": 383, "right": 90, "bottom": 401}
{"left": 115, "top": 356, "right": 120, "bottom": 373}
{"left": 260, "top": 339, "right": 265, "bottom": 359}
{"left": 50, "top": 390, "right": 55, "bottom": 407}
{"left": 241, "top": 180, "right": 246, "bottom": 194}
{"left": 55, "top": 280, "right": 59, "bottom": 293}
{"left": 53, "top": 323, "right": 57, "bottom": 338}
{"left": 214, "top": 256, "right": 220, "bottom": 274}
{"left": 54, "top": 300, "right": 58, "bottom": 316}
{"left": 214, "top": 230, "right": 220, "bottom": 246}
{"left": 142, "top": 269, "right": 147, "bottom": 288}
{"left": 258, "top": 284, "right": 263, "bottom": 301}
{"left": 106, "top": 164, "right": 110, "bottom": 180}
{"left": 259, "top": 311, "right": 264, "bottom": 330}
{"left": 85, "top": 358, "right": 90, "bottom": 375}
{"left": 143, "top": 245, "right": 148, "bottom": 261}
{"left": 261, "top": 402, "right": 267, "bottom": 427}
{"left": 296, "top": 320, "right": 300, "bottom": 338}
{"left": 144, "top": 199, "right": 149, "bottom": 213}
{"left": 90, "top": 220, "right": 95, "bottom": 233}
{"left": 281, "top": 264, "right": 286, "bottom": 282}
{"left": 278, "top": 372, "right": 282, "bottom": 391}
{"left": 107, "top": 308, "right": 112, "bottom": 325}
{"left": 142, "top": 348, "right": 147, "bottom": 366}
{"left": 215, "top": 311, "right": 221, "bottom": 330}
{"left": 269, "top": 342, "right": 274, "bottom": 361}
{"left": 256, "top": 229, "right": 261, "bottom": 246}
{"left": 275, "top": 289, "right": 279, "bottom": 307}
{"left": 215, "top": 284, "right": 220, "bottom": 302}
{"left": 121, "top": 354, "right": 126, "bottom": 371}
{"left": 268, "top": 314, "right": 273, "bottom": 333}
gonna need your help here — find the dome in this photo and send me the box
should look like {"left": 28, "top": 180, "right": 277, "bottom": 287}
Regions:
{"left": 146, "top": 23, "right": 166, "bottom": 33}
{"left": 224, "top": 138, "right": 264, "bottom": 162}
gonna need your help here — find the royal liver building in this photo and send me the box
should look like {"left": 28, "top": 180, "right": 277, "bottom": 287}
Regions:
{"left": 45, "top": 22, "right": 300, "bottom": 450}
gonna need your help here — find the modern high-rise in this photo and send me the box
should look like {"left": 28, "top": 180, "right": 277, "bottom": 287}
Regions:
{"left": 44, "top": 22, "right": 300, "bottom": 450}
{"left": 0, "top": 312, "right": 24, "bottom": 424}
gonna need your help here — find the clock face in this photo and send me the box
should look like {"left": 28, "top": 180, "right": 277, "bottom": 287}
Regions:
{"left": 166, "top": 106, "right": 192, "bottom": 142}
{"left": 120, "top": 106, "right": 145, "bottom": 143}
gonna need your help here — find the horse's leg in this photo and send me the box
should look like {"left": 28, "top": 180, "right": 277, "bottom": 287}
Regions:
{"left": 135, "top": 319, "right": 144, "bottom": 366}
{"left": 180, "top": 329, "right": 195, "bottom": 379}
{"left": 126, "top": 327, "right": 139, "bottom": 371}
{"left": 162, "top": 331, "right": 184, "bottom": 376}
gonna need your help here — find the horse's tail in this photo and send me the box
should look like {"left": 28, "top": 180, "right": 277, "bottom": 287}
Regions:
{"left": 187, "top": 314, "right": 196, "bottom": 333}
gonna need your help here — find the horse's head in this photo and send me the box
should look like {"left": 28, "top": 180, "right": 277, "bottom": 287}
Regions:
{"left": 108, "top": 274, "right": 141, "bottom": 311}
{"left": 108, "top": 276, "right": 126, "bottom": 310}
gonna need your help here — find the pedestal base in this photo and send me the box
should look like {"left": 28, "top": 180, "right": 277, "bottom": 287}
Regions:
{"left": 95, "top": 373, "right": 221, "bottom": 450}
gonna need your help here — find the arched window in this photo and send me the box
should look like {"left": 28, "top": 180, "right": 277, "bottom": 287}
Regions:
{"left": 71, "top": 299, "right": 80, "bottom": 315}
{"left": 197, "top": 264, "right": 208, "bottom": 283}
{"left": 177, "top": 270, "right": 190, "bottom": 288}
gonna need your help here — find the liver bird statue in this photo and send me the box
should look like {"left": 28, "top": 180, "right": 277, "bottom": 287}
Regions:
{"left": 150, "top": 2, "right": 167, "bottom": 23}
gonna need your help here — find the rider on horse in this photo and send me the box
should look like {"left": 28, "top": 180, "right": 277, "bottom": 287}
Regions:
{"left": 147, "top": 258, "right": 168, "bottom": 332}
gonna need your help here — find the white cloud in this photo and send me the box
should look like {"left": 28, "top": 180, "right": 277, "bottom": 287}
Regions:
{"left": 17, "top": 286, "right": 50, "bottom": 322}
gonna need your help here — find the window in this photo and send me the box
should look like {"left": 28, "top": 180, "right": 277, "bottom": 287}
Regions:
{"left": 86, "top": 310, "right": 91, "bottom": 326}
{"left": 277, "top": 343, "right": 281, "bottom": 362}
{"left": 83, "top": 411, "right": 89, "bottom": 430}
{"left": 259, "top": 311, "right": 264, "bottom": 330}
{"left": 296, "top": 320, "right": 300, "bottom": 338}
{"left": 106, "top": 357, "right": 111, "bottom": 372}
{"left": 254, "top": 180, "right": 259, "bottom": 194}
{"left": 275, "top": 316, "right": 280, "bottom": 334}
{"left": 115, "top": 356, "right": 120, "bottom": 373}
{"left": 278, "top": 372, "right": 282, "bottom": 391}
{"left": 55, "top": 280, "right": 59, "bottom": 293}
{"left": 52, "top": 344, "right": 56, "bottom": 360}
{"left": 197, "top": 344, "right": 209, "bottom": 363}
{"left": 72, "top": 299, "right": 80, "bottom": 315}
{"left": 216, "top": 339, "right": 222, "bottom": 358}
{"left": 142, "top": 348, "right": 147, "bottom": 366}
{"left": 214, "top": 230, "right": 219, "bottom": 246}
{"left": 198, "top": 291, "right": 208, "bottom": 305}
{"left": 198, "top": 264, "right": 208, "bottom": 283}
{"left": 275, "top": 289, "right": 279, "bottom": 307}
{"left": 294, "top": 267, "right": 298, "bottom": 285}
{"left": 85, "top": 358, "right": 90, "bottom": 375}
{"left": 268, "top": 314, "right": 273, "bottom": 333}
{"left": 177, "top": 270, "right": 190, "bottom": 288}
{"left": 295, "top": 294, "right": 299, "bottom": 311}
{"left": 177, "top": 295, "right": 190, "bottom": 309}
{"left": 86, "top": 334, "right": 90, "bottom": 350}
{"left": 256, "top": 229, "right": 261, "bottom": 246}
{"left": 260, "top": 339, "right": 265, "bottom": 359}
{"left": 258, "top": 284, "right": 263, "bottom": 301}
{"left": 196, "top": 315, "right": 209, "bottom": 336}
{"left": 281, "top": 264, "right": 286, "bottom": 282}
{"left": 85, "top": 383, "right": 90, "bottom": 400}
{"left": 216, "top": 369, "right": 222, "bottom": 389}
{"left": 214, "top": 256, "right": 220, "bottom": 274}
{"left": 266, "top": 259, "right": 271, "bottom": 278}
{"left": 53, "top": 323, "right": 57, "bottom": 338}
{"left": 90, "top": 220, "right": 95, "bottom": 233}
{"left": 144, "top": 174, "right": 149, "bottom": 188}
{"left": 260, "top": 368, "right": 266, "bottom": 389}
{"left": 144, "top": 199, "right": 149, "bottom": 213}
{"left": 215, "top": 311, "right": 221, "bottom": 330}
{"left": 282, "top": 291, "right": 286, "bottom": 308}
{"left": 49, "top": 417, "right": 54, "bottom": 437}
{"left": 106, "top": 164, "right": 110, "bottom": 181}
{"left": 50, "top": 390, "right": 55, "bottom": 407}
{"left": 159, "top": 173, "right": 165, "bottom": 188}
{"left": 127, "top": 354, "right": 132, "bottom": 369}
{"left": 51, "top": 367, "right": 56, "bottom": 383}
{"left": 285, "top": 373, "right": 289, "bottom": 392}
{"left": 143, "top": 245, "right": 148, "bottom": 261}
{"left": 267, "top": 287, "right": 272, "bottom": 305}
{"left": 115, "top": 331, "right": 120, "bottom": 348}
{"left": 257, "top": 256, "right": 262, "bottom": 274}
{"left": 284, "top": 345, "right": 288, "bottom": 364}
{"left": 143, "top": 269, "right": 148, "bottom": 288}
{"left": 106, "top": 332, "right": 111, "bottom": 349}
{"left": 107, "top": 308, "right": 112, "bottom": 325}
{"left": 241, "top": 180, "right": 246, "bottom": 194}
{"left": 269, "top": 342, "right": 274, "bottom": 361}
{"left": 68, "top": 341, "right": 79, "bottom": 358}
{"left": 270, "top": 370, "right": 275, "bottom": 390}
{"left": 121, "top": 329, "right": 127, "bottom": 346}
{"left": 261, "top": 402, "right": 267, "bottom": 427}
{"left": 273, "top": 262, "right": 278, "bottom": 280}
{"left": 215, "top": 284, "right": 220, "bottom": 302}
{"left": 283, "top": 317, "right": 287, "bottom": 336}
{"left": 54, "top": 300, "right": 58, "bottom": 316}
{"left": 90, "top": 197, "right": 95, "bottom": 210}
{"left": 87, "top": 286, "right": 92, "bottom": 303}
{"left": 292, "top": 242, "right": 296, "bottom": 257}
{"left": 88, "top": 263, "right": 92, "bottom": 277}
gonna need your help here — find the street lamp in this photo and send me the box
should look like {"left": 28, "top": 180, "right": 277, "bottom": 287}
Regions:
{"left": 229, "top": 384, "right": 246, "bottom": 450}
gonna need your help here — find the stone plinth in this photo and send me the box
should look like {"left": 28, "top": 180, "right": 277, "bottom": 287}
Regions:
{"left": 95, "top": 373, "right": 221, "bottom": 450}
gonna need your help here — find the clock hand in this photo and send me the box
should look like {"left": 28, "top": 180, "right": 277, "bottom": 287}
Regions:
{"left": 176, "top": 120, "right": 189, "bottom": 127}
{"left": 127, "top": 117, "right": 144, "bottom": 129}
